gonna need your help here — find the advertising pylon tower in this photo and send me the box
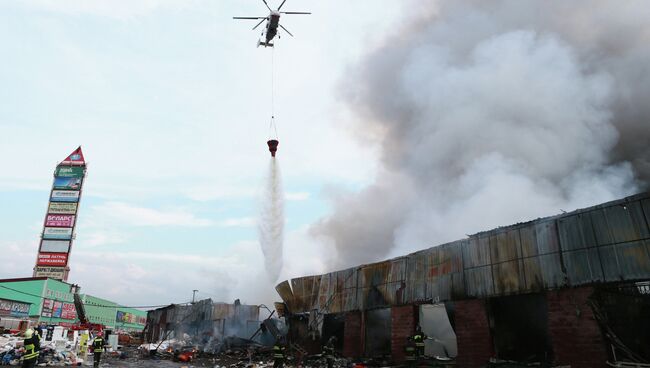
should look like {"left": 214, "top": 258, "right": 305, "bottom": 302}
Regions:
{"left": 33, "top": 147, "right": 87, "bottom": 281}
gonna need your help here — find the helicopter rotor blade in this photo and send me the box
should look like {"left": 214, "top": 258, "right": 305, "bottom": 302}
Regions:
{"left": 280, "top": 11, "right": 311, "bottom": 15}
{"left": 277, "top": 0, "right": 287, "bottom": 10}
{"left": 233, "top": 17, "right": 266, "bottom": 20}
{"left": 262, "top": 0, "right": 272, "bottom": 11}
{"left": 252, "top": 18, "right": 266, "bottom": 30}
{"left": 279, "top": 24, "right": 294, "bottom": 37}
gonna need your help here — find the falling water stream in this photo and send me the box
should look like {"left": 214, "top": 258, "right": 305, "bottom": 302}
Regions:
{"left": 258, "top": 158, "right": 284, "bottom": 282}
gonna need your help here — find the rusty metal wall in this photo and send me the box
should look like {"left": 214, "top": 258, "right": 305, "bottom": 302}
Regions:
{"left": 145, "top": 300, "right": 260, "bottom": 343}
{"left": 277, "top": 192, "right": 650, "bottom": 313}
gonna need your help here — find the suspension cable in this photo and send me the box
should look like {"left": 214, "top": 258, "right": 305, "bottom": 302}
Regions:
{"left": 269, "top": 47, "right": 278, "bottom": 139}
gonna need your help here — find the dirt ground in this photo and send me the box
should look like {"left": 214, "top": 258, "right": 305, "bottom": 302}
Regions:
{"left": 95, "top": 348, "right": 275, "bottom": 368}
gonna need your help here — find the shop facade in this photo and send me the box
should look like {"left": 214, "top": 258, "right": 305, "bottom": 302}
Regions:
{"left": 0, "top": 277, "right": 146, "bottom": 332}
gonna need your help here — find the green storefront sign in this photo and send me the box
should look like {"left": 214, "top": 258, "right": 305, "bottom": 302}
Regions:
{"left": 55, "top": 166, "right": 85, "bottom": 178}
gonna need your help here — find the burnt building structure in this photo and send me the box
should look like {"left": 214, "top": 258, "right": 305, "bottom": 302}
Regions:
{"left": 275, "top": 192, "right": 650, "bottom": 367}
{"left": 144, "top": 299, "right": 264, "bottom": 352}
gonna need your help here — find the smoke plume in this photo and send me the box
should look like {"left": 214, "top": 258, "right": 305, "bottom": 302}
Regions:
{"left": 313, "top": 0, "right": 650, "bottom": 268}
{"left": 259, "top": 158, "right": 284, "bottom": 282}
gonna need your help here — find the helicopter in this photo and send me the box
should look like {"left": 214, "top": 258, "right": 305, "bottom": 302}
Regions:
{"left": 234, "top": 0, "right": 310, "bottom": 48}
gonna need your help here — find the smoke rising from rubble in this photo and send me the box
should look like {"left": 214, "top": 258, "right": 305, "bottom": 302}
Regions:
{"left": 313, "top": 0, "right": 650, "bottom": 268}
{"left": 259, "top": 159, "right": 284, "bottom": 282}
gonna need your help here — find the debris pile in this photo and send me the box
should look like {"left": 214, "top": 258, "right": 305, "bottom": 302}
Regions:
{"left": 0, "top": 333, "right": 85, "bottom": 366}
{"left": 139, "top": 338, "right": 353, "bottom": 368}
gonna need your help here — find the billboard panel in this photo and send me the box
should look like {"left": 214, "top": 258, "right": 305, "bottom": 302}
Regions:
{"left": 60, "top": 147, "right": 85, "bottom": 166}
{"left": 61, "top": 303, "right": 76, "bottom": 320}
{"left": 47, "top": 202, "right": 78, "bottom": 214}
{"left": 41, "top": 299, "right": 54, "bottom": 317}
{"left": 40, "top": 240, "right": 70, "bottom": 253}
{"left": 51, "top": 190, "right": 80, "bottom": 202}
{"left": 37, "top": 253, "right": 69, "bottom": 267}
{"left": 52, "top": 301, "right": 63, "bottom": 318}
{"left": 116, "top": 311, "right": 137, "bottom": 323}
{"left": 45, "top": 214, "right": 75, "bottom": 227}
{"left": 34, "top": 266, "right": 66, "bottom": 279}
{"left": 53, "top": 176, "right": 82, "bottom": 190}
{"left": 43, "top": 227, "right": 73, "bottom": 240}
{"left": 0, "top": 299, "right": 30, "bottom": 318}
{"left": 55, "top": 166, "right": 85, "bottom": 178}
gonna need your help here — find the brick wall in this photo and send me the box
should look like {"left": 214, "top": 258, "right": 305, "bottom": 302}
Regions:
{"left": 547, "top": 287, "right": 608, "bottom": 368}
{"left": 391, "top": 305, "right": 417, "bottom": 362}
{"left": 455, "top": 299, "right": 493, "bottom": 368}
{"left": 343, "top": 311, "right": 363, "bottom": 358}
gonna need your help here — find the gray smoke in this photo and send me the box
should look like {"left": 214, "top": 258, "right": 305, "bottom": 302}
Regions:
{"left": 259, "top": 158, "right": 284, "bottom": 282}
{"left": 313, "top": 0, "right": 650, "bottom": 268}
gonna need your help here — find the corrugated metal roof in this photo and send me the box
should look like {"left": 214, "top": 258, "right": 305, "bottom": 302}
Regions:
{"left": 277, "top": 191, "right": 650, "bottom": 313}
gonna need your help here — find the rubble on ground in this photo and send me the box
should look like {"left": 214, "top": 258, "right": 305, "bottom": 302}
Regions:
{"left": 1, "top": 333, "right": 87, "bottom": 366}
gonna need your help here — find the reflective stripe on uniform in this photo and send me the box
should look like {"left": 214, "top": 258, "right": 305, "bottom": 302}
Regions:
{"left": 93, "top": 338, "right": 104, "bottom": 352}
{"left": 413, "top": 334, "right": 425, "bottom": 347}
{"left": 273, "top": 345, "right": 285, "bottom": 358}
{"left": 24, "top": 343, "right": 39, "bottom": 360}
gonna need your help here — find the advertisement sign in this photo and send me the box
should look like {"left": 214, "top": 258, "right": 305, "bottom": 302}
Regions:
{"left": 45, "top": 214, "right": 75, "bottom": 227}
{"left": 53, "top": 176, "right": 82, "bottom": 190}
{"left": 10, "top": 302, "right": 30, "bottom": 317}
{"left": 45, "top": 289, "right": 73, "bottom": 303}
{"left": 50, "top": 190, "right": 79, "bottom": 203}
{"left": 52, "top": 301, "right": 63, "bottom": 318}
{"left": 37, "top": 253, "right": 69, "bottom": 267}
{"left": 116, "top": 311, "right": 138, "bottom": 324}
{"left": 40, "top": 240, "right": 70, "bottom": 253}
{"left": 43, "top": 227, "right": 73, "bottom": 240}
{"left": 47, "top": 202, "right": 78, "bottom": 214}
{"left": 0, "top": 300, "right": 11, "bottom": 315}
{"left": 41, "top": 299, "right": 54, "bottom": 317}
{"left": 55, "top": 166, "right": 85, "bottom": 178}
{"left": 0, "top": 299, "right": 30, "bottom": 317}
{"left": 34, "top": 266, "right": 66, "bottom": 279}
{"left": 61, "top": 303, "right": 77, "bottom": 320}
{"left": 60, "top": 147, "right": 85, "bottom": 166}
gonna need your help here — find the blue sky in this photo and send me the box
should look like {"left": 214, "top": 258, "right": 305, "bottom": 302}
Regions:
{"left": 0, "top": 0, "right": 404, "bottom": 306}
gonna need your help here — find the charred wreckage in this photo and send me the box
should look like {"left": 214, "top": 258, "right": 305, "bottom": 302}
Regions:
{"left": 140, "top": 192, "right": 650, "bottom": 368}
{"left": 274, "top": 192, "right": 650, "bottom": 368}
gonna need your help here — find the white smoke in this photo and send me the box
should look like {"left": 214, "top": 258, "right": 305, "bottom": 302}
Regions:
{"left": 313, "top": 0, "right": 648, "bottom": 268}
{"left": 259, "top": 158, "right": 285, "bottom": 282}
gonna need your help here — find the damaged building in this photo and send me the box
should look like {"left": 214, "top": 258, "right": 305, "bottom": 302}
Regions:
{"left": 144, "top": 299, "right": 276, "bottom": 353}
{"left": 275, "top": 192, "right": 650, "bottom": 368}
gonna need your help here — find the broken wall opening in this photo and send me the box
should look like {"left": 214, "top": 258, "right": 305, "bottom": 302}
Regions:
{"left": 288, "top": 314, "right": 320, "bottom": 354}
{"left": 419, "top": 304, "right": 457, "bottom": 358}
{"left": 365, "top": 308, "right": 391, "bottom": 358}
{"left": 322, "top": 313, "right": 345, "bottom": 350}
{"left": 488, "top": 293, "right": 552, "bottom": 363}
{"left": 593, "top": 282, "right": 650, "bottom": 362}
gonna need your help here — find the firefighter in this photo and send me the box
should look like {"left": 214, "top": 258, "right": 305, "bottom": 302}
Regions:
{"left": 323, "top": 337, "right": 336, "bottom": 368}
{"left": 33, "top": 328, "right": 42, "bottom": 344}
{"left": 412, "top": 325, "right": 427, "bottom": 358}
{"left": 92, "top": 332, "right": 106, "bottom": 367}
{"left": 273, "top": 339, "right": 287, "bottom": 368}
{"left": 404, "top": 337, "right": 417, "bottom": 368}
{"left": 21, "top": 329, "right": 40, "bottom": 368}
